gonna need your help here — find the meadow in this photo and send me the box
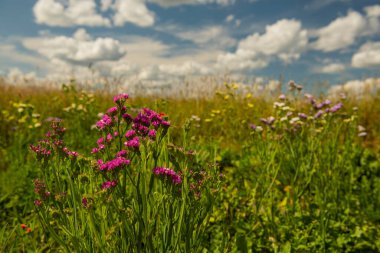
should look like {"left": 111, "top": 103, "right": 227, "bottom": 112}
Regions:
{"left": 0, "top": 80, "right": 380, "bottom": 252}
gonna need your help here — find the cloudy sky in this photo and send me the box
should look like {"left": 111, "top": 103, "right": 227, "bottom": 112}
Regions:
{"left": 0, "top": 0, "right": 379, "bottom": 86}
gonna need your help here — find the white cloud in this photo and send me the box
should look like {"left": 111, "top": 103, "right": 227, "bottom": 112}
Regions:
{"left": 5, "top": 68, "right": 38, "bottom": 85}
{"left": 351, "top": 41, "right": 380, "bottom": 68}
{"left": 0, "top": 44, "right": 50, "bottom": 72}
{"left": 174, "top": 25, "right": 237, "bottom": 48}
{"left": 33, "top": 0, "right": 111, "bottom": 27}
{"left": 148, "top": 0, "right": 235, "bottom": 7}
{"left": 217, "top": 19, "right": 307, "bottom": 71}
{"left": 365, "top": 5, "right": 380, "bottom": 17}
{"left": 101, "top": 0, "right": 113, "bottom": 11}
{"left": 312, "top": 11, "right": 366, "bottom": 52}
{"left": 226, "top": 15, "right": 234, "bottom": 23}
{"left": 312, "top": 6, "right": 380, "bottom": 52}
{"left": 328, "top": 78, "right": 380, "bottom": 97}
{"left": 314, "top": 63, "right": 346, "bottom": 73}
{"left": 23, "top": 29, "right": 125, "bottom": 66}
{"left": 113, "top": 0, "right": 155, "bottom": 27}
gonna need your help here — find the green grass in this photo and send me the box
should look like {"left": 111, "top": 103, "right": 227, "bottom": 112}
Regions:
{"left": 0, "top": 82, "right": 379, "bottom": 252}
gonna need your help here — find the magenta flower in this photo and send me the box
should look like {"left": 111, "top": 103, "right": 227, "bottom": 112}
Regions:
{"left": 116, "top": 150, "right": 128, "bottom": 157}
{"left": 82, "top": 197, "right": 88, "bottom": 208}
{"left": 278, "top": 94, "right": 286, "bottom": 100}
{"left": 148, "top": 129, "right": 156, "bottom": 139}
{"left": 97, "top": 157, "right": 130, "bottom": 171}
{"left": 113, "top": 93, "right": 129, "bottom": 105}
{"left": 62, "top": 147, "right": 78, "bottom": 158}
{"left": 106, "top": 133, "right": 113, "bottom": 142}
{"left": 107, "top": 106, "right": 118, "bottom": 115}
{"left": 30, "top": 144, "right": 51, "bottom": 157}
{"left": 97, "top": 137, "right": 104, "bottom": 145}
{"left": 152, "top": 167, "right": 182, "bottom": 185}
{"left": 122, "top": 113, "right": 133, "bottom": 123}
{"left": 125, "top": 130, "right": 136, "bottom": 139}
{"left": 96, "top": 114, "right": 113, "bottom": 130}
{"left": 101, "top": 180, "right": 118, "bottom": 190}
{"left": 125, "top": 137, "right": 140, "bottom": 149}
{"left": 34, "top": 199, "right": 42, "bottom": 206}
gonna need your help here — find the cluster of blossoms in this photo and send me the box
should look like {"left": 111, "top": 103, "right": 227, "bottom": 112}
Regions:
{"left": 249, "top": 89, "right": 349, "bottom": 134}
{"left": 97, "top": 157, "right": 130, "bottom": 171}
{"left": 33, "top": 179, "right": 50, "bottom": 206}
{"left": 152, "top": 167, "right": 182, "bottom": 185}
{"left": 101, "top": 180, "right": 118, "bottom": 190}
{"left": 93, "top": 93, "right": 172, "bottom": 191}
{"left": 29, "top": 143, "right": 51, "bottom": 158}
{"left": 92, "top": 132, "right": 117, "bottom": 154}
{"left": 30, "top": 120, "right": 78, "bottom": 160}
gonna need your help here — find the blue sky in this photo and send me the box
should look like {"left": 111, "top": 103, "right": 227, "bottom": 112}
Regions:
{"left": 0, "top": 0, "right": 379, "bottom": 88}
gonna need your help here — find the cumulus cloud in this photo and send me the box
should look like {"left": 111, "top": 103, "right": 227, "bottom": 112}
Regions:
{"left": 351, "top": 41, "right": 380, "bottom": 68}
{"left": 312, "top": 6, "right": 380, "bottom": 52}
{"left": 328, "top": 78, "right": 380, "bottom": 97}
{"left": 314, "top": 63, "right": 346, "bottom": 73}
{"left": 312, "top": 11, "right": 366, "bottom": 52}
{"left": 174, "top": 25, "right": 236, "bottom": 49}
{"left": 217, "top": 19, "right": 307, "bottom": 71}
{"left": 23, "top": 29, "right": 125, "bottom": 66}
{"left": 33, "top": 0, "right": 111, "bottom": 27}
{"left": 113, "top": 0, "right": 155, "bottom": 27}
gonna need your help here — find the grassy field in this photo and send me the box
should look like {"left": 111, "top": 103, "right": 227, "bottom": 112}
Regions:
{"left": 0, "top": 81, "right": 380, "bottom": 252}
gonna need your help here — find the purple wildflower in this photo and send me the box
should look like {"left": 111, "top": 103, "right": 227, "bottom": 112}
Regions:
{"left": 260, "top": 116, "right": 275, "bottom": 126}
{"left": 98, "top": 157, "right": 130, "bottom": 171}
{"left": 113, "top": 93, "right": 129, "bottom": 104}
{"left": 125, "top": 137, "right": 140, "bottom": 149}
{"left": 125, "top": 130, "right": 136, "bottom": 139}
{"left": 314, "top": 110, "right": 324, "bottom": 119}
{"left": 148, "top": 129, "right": 156, "bottom": 139}
{"left": 97, "top": 137, "right": 104, "bottom": 145}
{"left": 122, "top": 113, "right": 133, "bottom": 123}
{"left": 34, "top": 199, "right": 42, "bottom": 207}
{"left": 106, "top": 133, "right": 113, "bottom": 142}
{"left": 101, "top": 180, "right": 118, "bottom": 190}
{"left": 278, "top": 94, "right": 286, "bottom": 100}
{"left": 116, "top": 150, "right": 128, "bottom": 157}
{"left": 30, "top": 144, "right": 51, "bottom": 157}
{"left": 328, "top": 102, "right": 343, "bottom": 113}
{"left": 82, "top": 197, "right": 88, "bottom": 208}
{"left": 62, "top": 147, "right": 78, "bottom": 158}
{"left": 152, "top": 167, "right": 182, "bottom": 185}
{"left": 96, "top": 114, "right": 113, "bottom": 130}
{"left": 107, "top": 107, "right": 118, "bottom": 116}
{"left": 249, "top": 123, "right": 257, "bottom": 130}
{"left": 298, "top": 113, "right": 308, "bottom": 119}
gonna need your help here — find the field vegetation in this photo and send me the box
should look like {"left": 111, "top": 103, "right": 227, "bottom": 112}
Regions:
{"left": 0, "top": 79, "right": 380, "bottom": 252}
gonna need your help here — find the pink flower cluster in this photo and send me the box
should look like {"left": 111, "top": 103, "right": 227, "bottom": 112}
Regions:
{"left": 101, "top": 180, "right": 118, "bottom": 190}
{"left": 113, "top": 93, "right": 129, "bottom": 104}
{"left": 30, "top": 144, "right": 51, "bottom": 157}
{"left": 152, "top": 167, "right": 182, "bottom": 185}
{"left": 125, "top": 136, "right": 140, "bottom": 149}
{"left": 33, "top": 179, "right": 51, "bottom": 206}
{"left": 62, "top": 147, "right": 78, "bottom": 158}
{"left": 96, "top": 114, "right": 113, "bottom": 130}
{"left": 97, "top": 157, "right": 130, "bottom": 171}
